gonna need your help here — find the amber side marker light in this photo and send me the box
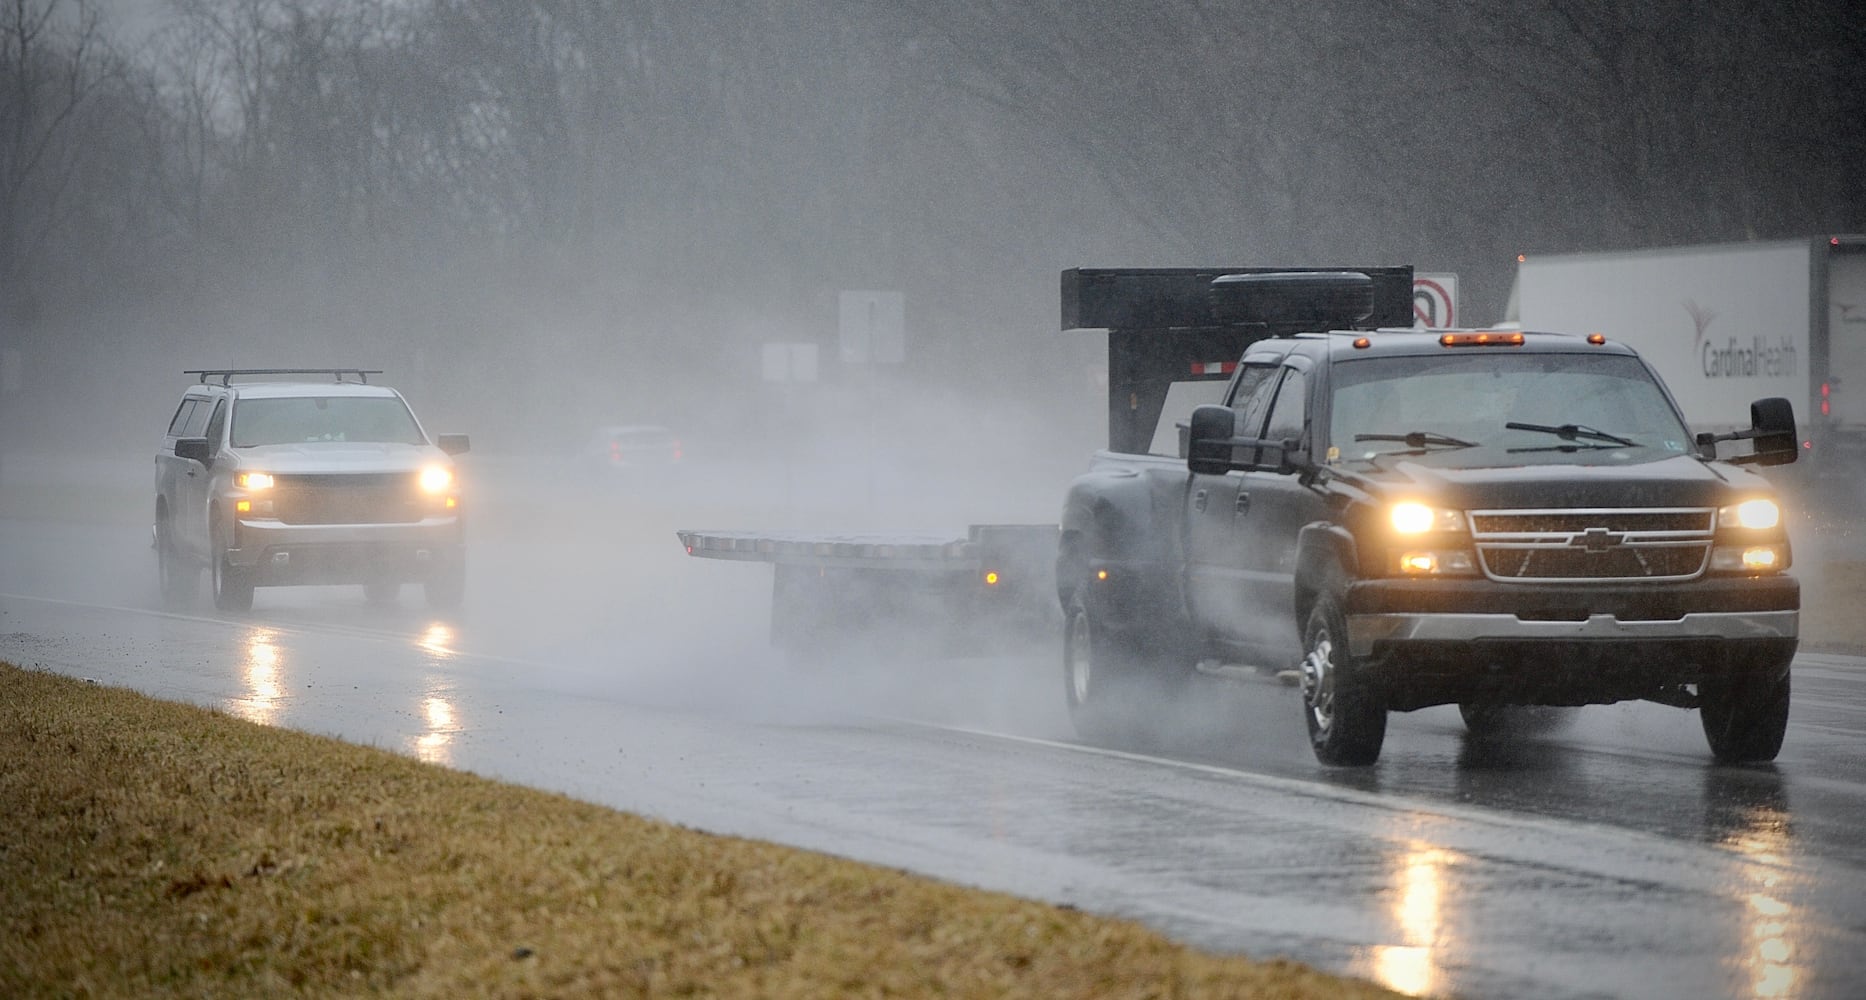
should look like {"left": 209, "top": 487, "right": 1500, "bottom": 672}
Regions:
{"left": 1439, "top": 331, "right": 1524, "bottom": 347}
{"left": 984, "top": 571, "right": 1000, "bottom": 586}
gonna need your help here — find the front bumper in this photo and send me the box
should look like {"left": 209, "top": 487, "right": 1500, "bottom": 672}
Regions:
{"left": 1342, "top": 574, "right": 1799, "bottom": 709}
{"left": 228, "top": 516, "right": 464, "bottom": 585}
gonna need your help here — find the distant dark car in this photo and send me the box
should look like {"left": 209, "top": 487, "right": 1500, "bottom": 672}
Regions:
{"left": 581, "top": 425, "right": 683, "bottom": 473}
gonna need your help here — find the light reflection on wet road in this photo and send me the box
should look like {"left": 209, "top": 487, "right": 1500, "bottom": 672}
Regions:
{"left": 4, "top": 466, "right": 1866, "bottom": 999}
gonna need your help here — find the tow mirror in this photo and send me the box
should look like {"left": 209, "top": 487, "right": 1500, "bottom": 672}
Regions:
{"left": 1187, "top": 405, "right": 1236, "bottom": 475}
{"left": 174, "top": 437, "right": 211, "bottom": 464}
{"left": 1695, "top": 397, "right": 1797, "bottom": 466}
{"left": 436, "top": 433, "right": 471, "bottom": 456}
{"left": 1746, "top": 397, "right": 1797, "bottom": 466}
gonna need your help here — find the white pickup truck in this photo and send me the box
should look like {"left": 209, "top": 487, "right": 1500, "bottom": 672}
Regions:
{"left": 154, "top": 369, "right": 470, "bottom": 612}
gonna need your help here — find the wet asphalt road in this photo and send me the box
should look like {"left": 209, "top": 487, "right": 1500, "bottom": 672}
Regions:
{"left": 4, "top": 455, "right": 1866, "bottom": 999}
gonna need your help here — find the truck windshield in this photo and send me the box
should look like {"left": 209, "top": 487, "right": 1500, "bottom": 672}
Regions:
{"left": 1328, "top": 352, "right": 1694, "bottom": 467}
{"left": 231, "top": 396, "right": 426, "bottom": 447}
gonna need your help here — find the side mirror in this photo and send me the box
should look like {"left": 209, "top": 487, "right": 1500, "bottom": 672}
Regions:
{"left": 174, "top": 437, "right": 211, "bottom": 464}
{"left": 436, "top": 433, "right": 471, "bottom": 456}
{"left": 1746, "top": 397, "right": 1797, "bottom": 466}
{"left": 1695, "top": 397, "right": 1797, "bottom": 466}
{"left": 1187, "top": 405, "right": 1236, "bottom": 475}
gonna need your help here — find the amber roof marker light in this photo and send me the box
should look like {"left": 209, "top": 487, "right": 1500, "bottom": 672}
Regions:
{"left": 1439, "top": 331, "right": 1525, "bottom": 347}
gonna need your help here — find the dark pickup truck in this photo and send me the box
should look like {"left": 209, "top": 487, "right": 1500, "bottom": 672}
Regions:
{"left": 1057, "top": 269, "right": 1800, "bottom": 765}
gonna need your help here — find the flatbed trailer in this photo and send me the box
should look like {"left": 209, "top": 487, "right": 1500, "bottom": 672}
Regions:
{"left": 677, "top": 264, "right": 1414, "bottom": 659}
{"left": 677, "top": 524, "right": 1059, "bottom": 656}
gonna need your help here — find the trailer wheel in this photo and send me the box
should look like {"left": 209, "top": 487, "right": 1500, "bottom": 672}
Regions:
{"left": 1700, "top": 657, "right": 1791, "bottom": 763}
{"left": 1300, "top": 597, "right": 1386, "bottom": 766}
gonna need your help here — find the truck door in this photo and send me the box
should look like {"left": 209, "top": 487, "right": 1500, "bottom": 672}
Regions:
{"left": 1233, "top": 360, "right": 1323, "bottom": 666}
{"left": 174, "top": 397, "right": 220, "bottom": 559}
{"left": 157, "top": 396, "right": 206, "bottom": 553}
{"left": 1185, "top": 363, "right": 1278, "bottom": 651}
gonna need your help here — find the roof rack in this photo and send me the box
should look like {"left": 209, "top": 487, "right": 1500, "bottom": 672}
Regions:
{"left": 184, "top": 368, "right": 383, "bottom": 386}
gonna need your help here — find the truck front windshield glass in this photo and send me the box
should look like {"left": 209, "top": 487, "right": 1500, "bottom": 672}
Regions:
{"left": 1328, "top": 353, "right": 1694, "bottom": 468}
{"left": 231, "top": 397, "right": 426, "bottom": 447}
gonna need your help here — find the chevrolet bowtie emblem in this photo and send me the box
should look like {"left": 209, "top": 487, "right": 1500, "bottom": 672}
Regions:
{"left": 1573, "top": 527, "right": 1624, "bottom": 552}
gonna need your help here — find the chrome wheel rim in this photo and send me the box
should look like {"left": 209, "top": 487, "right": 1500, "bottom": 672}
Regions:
{"left": 1067, "top": 611, "right": 1092, "bottom": 705}
{"left": 1302, "top": 628, "right": 1336, "bottom": 732}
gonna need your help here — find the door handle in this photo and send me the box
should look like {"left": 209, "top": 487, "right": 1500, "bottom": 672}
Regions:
{"left": 1193, "top": 488, "right": 1208, "bottom": 513}
{"left": 1235, "top": 491, "right": 1251, "bottom": 516}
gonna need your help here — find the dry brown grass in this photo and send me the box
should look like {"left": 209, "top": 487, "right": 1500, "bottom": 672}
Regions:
{"left": 0, "top": 663, "right": 1404, "bottom": 999}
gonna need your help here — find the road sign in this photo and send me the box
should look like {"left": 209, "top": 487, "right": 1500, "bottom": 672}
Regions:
{"left": 839, "top": 291, "right": 905, "bottom": 364}
{"left": 1413, "top": 274, "right": 1459, "bottom": 328}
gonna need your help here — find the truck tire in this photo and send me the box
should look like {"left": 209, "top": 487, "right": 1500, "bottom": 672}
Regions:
{"left": 1067, "top": 589, "right": 1134, "bottom": 738}
{"left": 1699, "top": 659, "right": 1791, "bottom": 763}
{"left": 1300, "top": 597, "right": 1386, "bottom": 766}
{"left": 210, "top": 549, "right": 253, "bottom": 613}
{"left": 155, "top": 508, "right": 198, "bottom": 607}
{"left": 1059, "top": 593, "right": 1186, "bottom": 742}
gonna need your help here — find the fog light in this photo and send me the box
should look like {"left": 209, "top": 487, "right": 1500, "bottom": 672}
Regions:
{"left": 1742, "top": 547, "right": 1780, "bottom": 571}
{"left": 1395, "top": 549, "right": 1475, "bottom": 575}
{"left": 1711, "top": 544, "right": 1786, "bottom": 572}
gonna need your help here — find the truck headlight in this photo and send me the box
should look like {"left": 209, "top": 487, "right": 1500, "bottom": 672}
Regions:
{"left": 1389, "top": 502, "right": 1465, "bottom": 535}
{"left": 1718, "top": 498, "right": 1780, "bottom": 530}
{"left": 418, "top": 466, "right": 454, "bottom": 494}
{"left": 235, "top": 471, "right": 275, "bottom": 490}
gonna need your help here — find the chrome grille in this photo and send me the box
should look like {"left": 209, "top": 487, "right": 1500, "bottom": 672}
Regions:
{"left": 1470, "top": 507, "right": 1713, "bottom": 582}
{"left": 271, "top": 473, "right": 424, "bottom": 525}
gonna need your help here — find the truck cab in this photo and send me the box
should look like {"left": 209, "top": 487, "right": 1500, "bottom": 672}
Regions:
{"left": 1059, "top": 271, "right": 1801, "bottom": 766}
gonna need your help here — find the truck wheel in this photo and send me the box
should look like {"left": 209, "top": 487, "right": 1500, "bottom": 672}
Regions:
{"left": 1062, "top": 592, "right": 1144, "bottom": 741}
{"left": 1700, "top": 659, "right": 1791, "bottom": 763}
{"left": 210, "top": 549, "right": 253, "bottom": 613}
{"left": 155, "top": 511, "right": 198, "bottom": 607}
{"left": 1300, "top": 597, "right": 1386, "bottom": 766}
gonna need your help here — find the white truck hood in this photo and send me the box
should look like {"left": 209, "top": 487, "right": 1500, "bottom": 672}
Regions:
{"left": 231, "top": 442, "right": 447, "bottom": 475}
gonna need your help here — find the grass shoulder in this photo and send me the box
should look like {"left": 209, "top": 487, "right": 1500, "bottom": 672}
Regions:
{"left": 0, "top": 662, "right": 1404, "bottom": 999}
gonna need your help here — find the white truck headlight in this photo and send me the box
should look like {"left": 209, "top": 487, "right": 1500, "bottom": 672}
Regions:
{"left": 1389, "top": 502, "right": 1465, "bottom": 535}
{"left": 1718, "top": 498, "right": 1780, "bottom": 530}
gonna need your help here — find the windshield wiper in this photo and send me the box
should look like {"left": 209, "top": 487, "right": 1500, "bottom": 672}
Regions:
{"left": 1504, "top": 421, "right": 1637, "bottom": 448}
{"left": 1353, "top": 431, "right": 1479, "bottom": 449}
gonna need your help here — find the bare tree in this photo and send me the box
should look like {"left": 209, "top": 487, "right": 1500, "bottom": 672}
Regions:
{"left": 0, "top": 0, "right": 121, "bottom": 304}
